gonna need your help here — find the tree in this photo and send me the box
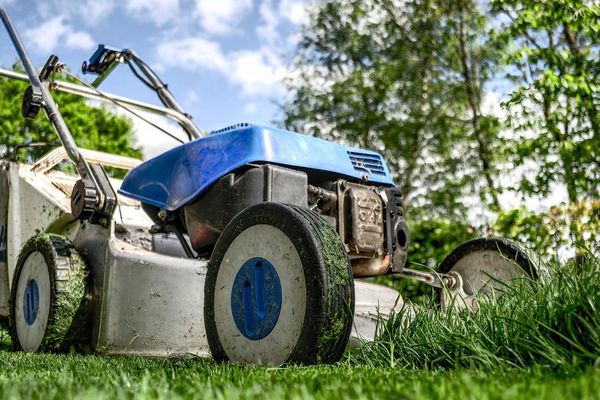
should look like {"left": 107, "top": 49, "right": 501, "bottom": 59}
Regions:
{"left": 490, "top": 0, "right": 599, "bottom": 252}
{"left": 0, "top": 64, "right": 142, "bottom": 164}
{"left": 281, "top": 0, "right": 504, "bottom": 219}
{"left": 452, "top": 0, "right": 504, "bottom": 209}
{"left": 491, "top": 0, "right": 599, "bottom": 203}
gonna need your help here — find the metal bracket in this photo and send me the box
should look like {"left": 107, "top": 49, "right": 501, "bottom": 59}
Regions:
{"left": 439, "top": 272, "right": 478, "bottom": 311}
{"left": 89, "top": 163, "right": 117, "bottom": 222}
{"left": 81, "top": 44, "right": 125, "bottom": 87}
{"left": 390, "top": 267, "right": 456, "bottom": 289}
{"left": 149, "top": 223, "right": 196, "bottom": 259}
{"left": 82, "top": 45, "right": 202, "bottom": 140}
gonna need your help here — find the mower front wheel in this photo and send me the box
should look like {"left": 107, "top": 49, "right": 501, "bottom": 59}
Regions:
{"left": 9, "top": 234, "right": 89, "bottom": 352}
{"left": 204, "top": 203, "right": 354, "bottom": 365}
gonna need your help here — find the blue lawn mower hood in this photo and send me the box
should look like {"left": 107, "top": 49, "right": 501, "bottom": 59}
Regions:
{"left": 119, "top": 124, "right": 396, "bottom": 211}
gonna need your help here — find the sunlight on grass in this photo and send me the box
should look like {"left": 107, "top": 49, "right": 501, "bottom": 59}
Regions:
{"left": 0, "top": 254, "right": 599, "bottom": 399}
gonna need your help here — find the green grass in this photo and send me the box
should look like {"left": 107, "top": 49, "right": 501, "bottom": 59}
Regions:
{"left": 0, "top": 353, "right": 599, "bottom": 399}
{"left": 355, "top": 254, "right": 600, "bottom": 371}
{"left": 0, "top": 254, "right": 598, "bottom": 399}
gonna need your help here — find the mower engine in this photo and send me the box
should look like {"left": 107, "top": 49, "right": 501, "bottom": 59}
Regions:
{"left": 120, "top": 124, "right": 409, "bottom": 277}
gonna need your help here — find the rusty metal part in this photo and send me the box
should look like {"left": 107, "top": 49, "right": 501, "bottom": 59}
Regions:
{"left": 332, "top": 180, "right": 409, "bottom": 278}
{"left": 307, "top": 184, "right": 337, "bottom": 213}
{"left": 336, "top": 181, "right": 385, "bottom": 256}
{"left": 351, "top": 254, "right": 391, "bottom": 277}
{"left": 379, "top": 188, "right": 409, "bottom": 273}
{"left": 347, "top": 185, "right": 384, "bottom": 253}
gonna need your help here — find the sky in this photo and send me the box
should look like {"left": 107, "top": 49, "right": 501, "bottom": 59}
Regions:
{"left": 0, "top": 0, "right": 310, "bottom": 156}
{"left": 0, "top": 0, "right": 568, "bottom": 217}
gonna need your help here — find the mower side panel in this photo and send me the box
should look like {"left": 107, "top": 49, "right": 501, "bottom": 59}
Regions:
{"left": 0, "top": 162, "right": 9, "bottom": 315}
{"left": 119, "top": 125, "right": 395, "bottom": 211}
{"left": 1, "top": 163, "right": 76, "bottom": 316}
{"left": 101, "top": 240, "right": 209, "bottom": 356}
{"left": 75, "top": 223, "right": 210, "bottom": 356}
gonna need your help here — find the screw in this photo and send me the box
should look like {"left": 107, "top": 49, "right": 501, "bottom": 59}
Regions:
{"left": 442, "top": 275, "right": 457, "bottom": 289}
{"left": 157, "top": 209, "right": 168, "bottom": 222}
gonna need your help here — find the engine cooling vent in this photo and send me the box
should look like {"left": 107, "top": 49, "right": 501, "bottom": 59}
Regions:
{"left": 211, "top": 122, "right": 254, "bottom": 134}
{"left": 347, "top": 151, "right": 386, "bottom": 176}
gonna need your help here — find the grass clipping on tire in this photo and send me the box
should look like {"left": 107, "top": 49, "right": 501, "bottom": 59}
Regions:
{"left": 317, "top": 218, "right": 353, "bottom": 362}
{"left": 18, "top": 234, "right": 89, "bottom": 352}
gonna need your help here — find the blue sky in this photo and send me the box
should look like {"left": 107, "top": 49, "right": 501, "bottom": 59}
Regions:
{"left": 0, "top": 0, "right": 310, "bottom": 154}
{"left": 0, "top": 0, "right": 571, "bottom": 227}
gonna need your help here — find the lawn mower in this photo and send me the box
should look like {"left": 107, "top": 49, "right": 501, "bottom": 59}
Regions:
{"left": 0, "top": 9, "right": 536, "bottom": 365}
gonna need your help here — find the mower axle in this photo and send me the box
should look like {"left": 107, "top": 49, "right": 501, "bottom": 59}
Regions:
{"left": 392, "top": 267, "right": 457, "bottom": 289}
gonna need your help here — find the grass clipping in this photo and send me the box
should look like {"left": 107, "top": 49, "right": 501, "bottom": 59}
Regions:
{"left": 354, "top": 253, "right": 600, "bottom": 371}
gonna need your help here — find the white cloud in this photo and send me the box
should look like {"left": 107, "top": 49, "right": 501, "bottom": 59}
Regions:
{"left": 228, "top": 48, "right": 287, "bottom": 95}
{"left": 80, "top": 0, "right": 116, "bottom": 23}
{"left": 156, "top": 37, "right": 288, "bottom": 96}
{"left": 25, "top": 0, "right": 112, "bottom": 23}
{"left": 257, "top": 0, "right": 310, "bottom": 46}
{"left": 194, "top": 0, "right": 253, "bottom": 35}
{"left": 185, "top": 91, "right": 199, "bottom": 104}
{"left": 64, "top": 30, "right": 95, "bottom": 51}
{"left": 257, "top": 0, "right": 279, "bottom": 45}
{"left": 24, "top": 16, "right": 68, "bottom": 53}
{"left": 125, "top": 0, "right": 180, "bottom": 26}
{"left": 110, "top": 105, "right": 187, "bottom": 159}
{"left": 279, "top": 0, "right": 309, "bottom": 26}
{"left": 156, "top": 37, "right": 227, "bottom": 69}
{"left": 23, "top": 16, "right": 94, "bottom": 53}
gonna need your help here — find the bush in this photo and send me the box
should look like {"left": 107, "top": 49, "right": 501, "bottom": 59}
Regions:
{"left": 493, "top": 202, "right": 600, "bottom": 261}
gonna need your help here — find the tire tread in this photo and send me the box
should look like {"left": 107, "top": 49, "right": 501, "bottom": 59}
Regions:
{"left": 9, "top": 234, "right": 89, "bottom": 352}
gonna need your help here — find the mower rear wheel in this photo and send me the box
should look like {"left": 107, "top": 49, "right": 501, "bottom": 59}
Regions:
{"left": 436, "top": 237, "right": 537, "bottom": 311}
{"left": 10, "top": 234, "right": 89, "bottom": 352}
{"left": 204, "top": 203, "right": 354, "bottom": 365}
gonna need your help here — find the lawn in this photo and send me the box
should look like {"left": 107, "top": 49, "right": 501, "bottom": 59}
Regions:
{"left": 0, "top": 352, "right": 599, "bottom": 400}
{"left": 0, "top": 255, "right": 598, "bottom": 399}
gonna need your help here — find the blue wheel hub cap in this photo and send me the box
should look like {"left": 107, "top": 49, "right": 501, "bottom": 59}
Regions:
{"left": 231, "top": 257, "right": 282, "bottom": 340}
{"left": 23, "top": 279, "right": 39, "bottom": 326}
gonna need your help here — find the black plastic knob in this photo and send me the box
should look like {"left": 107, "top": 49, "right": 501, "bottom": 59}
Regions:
{"left": 21, "top": 86, "right": 43, "bottom": 119}
{"left": 71, "top": 179, "right": 97, "bottom": 220}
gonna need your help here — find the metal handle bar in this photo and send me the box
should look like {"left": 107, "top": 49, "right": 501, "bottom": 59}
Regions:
{"left": 0, "top": 8, "right": 92, "bottom": 180}
{"left": 0, "top": 67, "right": 196, "bottom": 138}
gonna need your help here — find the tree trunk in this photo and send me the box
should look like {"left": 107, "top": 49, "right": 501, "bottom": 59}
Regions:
{"left": 457, "top": 0, "right": 502, "bottom": 210}
{"left": 400, "top": 61, "right": 432, "bottom": 214}
{"left": 563, "top": 23, "right": 599, "bottom": 140}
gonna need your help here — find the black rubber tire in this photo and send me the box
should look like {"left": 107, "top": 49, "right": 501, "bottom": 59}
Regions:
{"left": 436, "top": 237, "right": 537, "bottom": 303}
{"left": 438, "top": 237, "right": 537, "bottom": 277}
{"left": 9, "top": 234, "right": 90, "bottom": 352}
{"left": 205, "top": 202, "right": 354, "bottom": 365}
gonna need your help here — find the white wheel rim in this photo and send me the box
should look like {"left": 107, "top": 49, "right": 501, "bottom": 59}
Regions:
{"left": 213, "top": 224, "right": 307, "bottom": 365}
{"left": 14, "top": 251, "right": 51, "bottom": 352}
{"left": 441, "top": 250, "right": 526, "bottom": 309}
